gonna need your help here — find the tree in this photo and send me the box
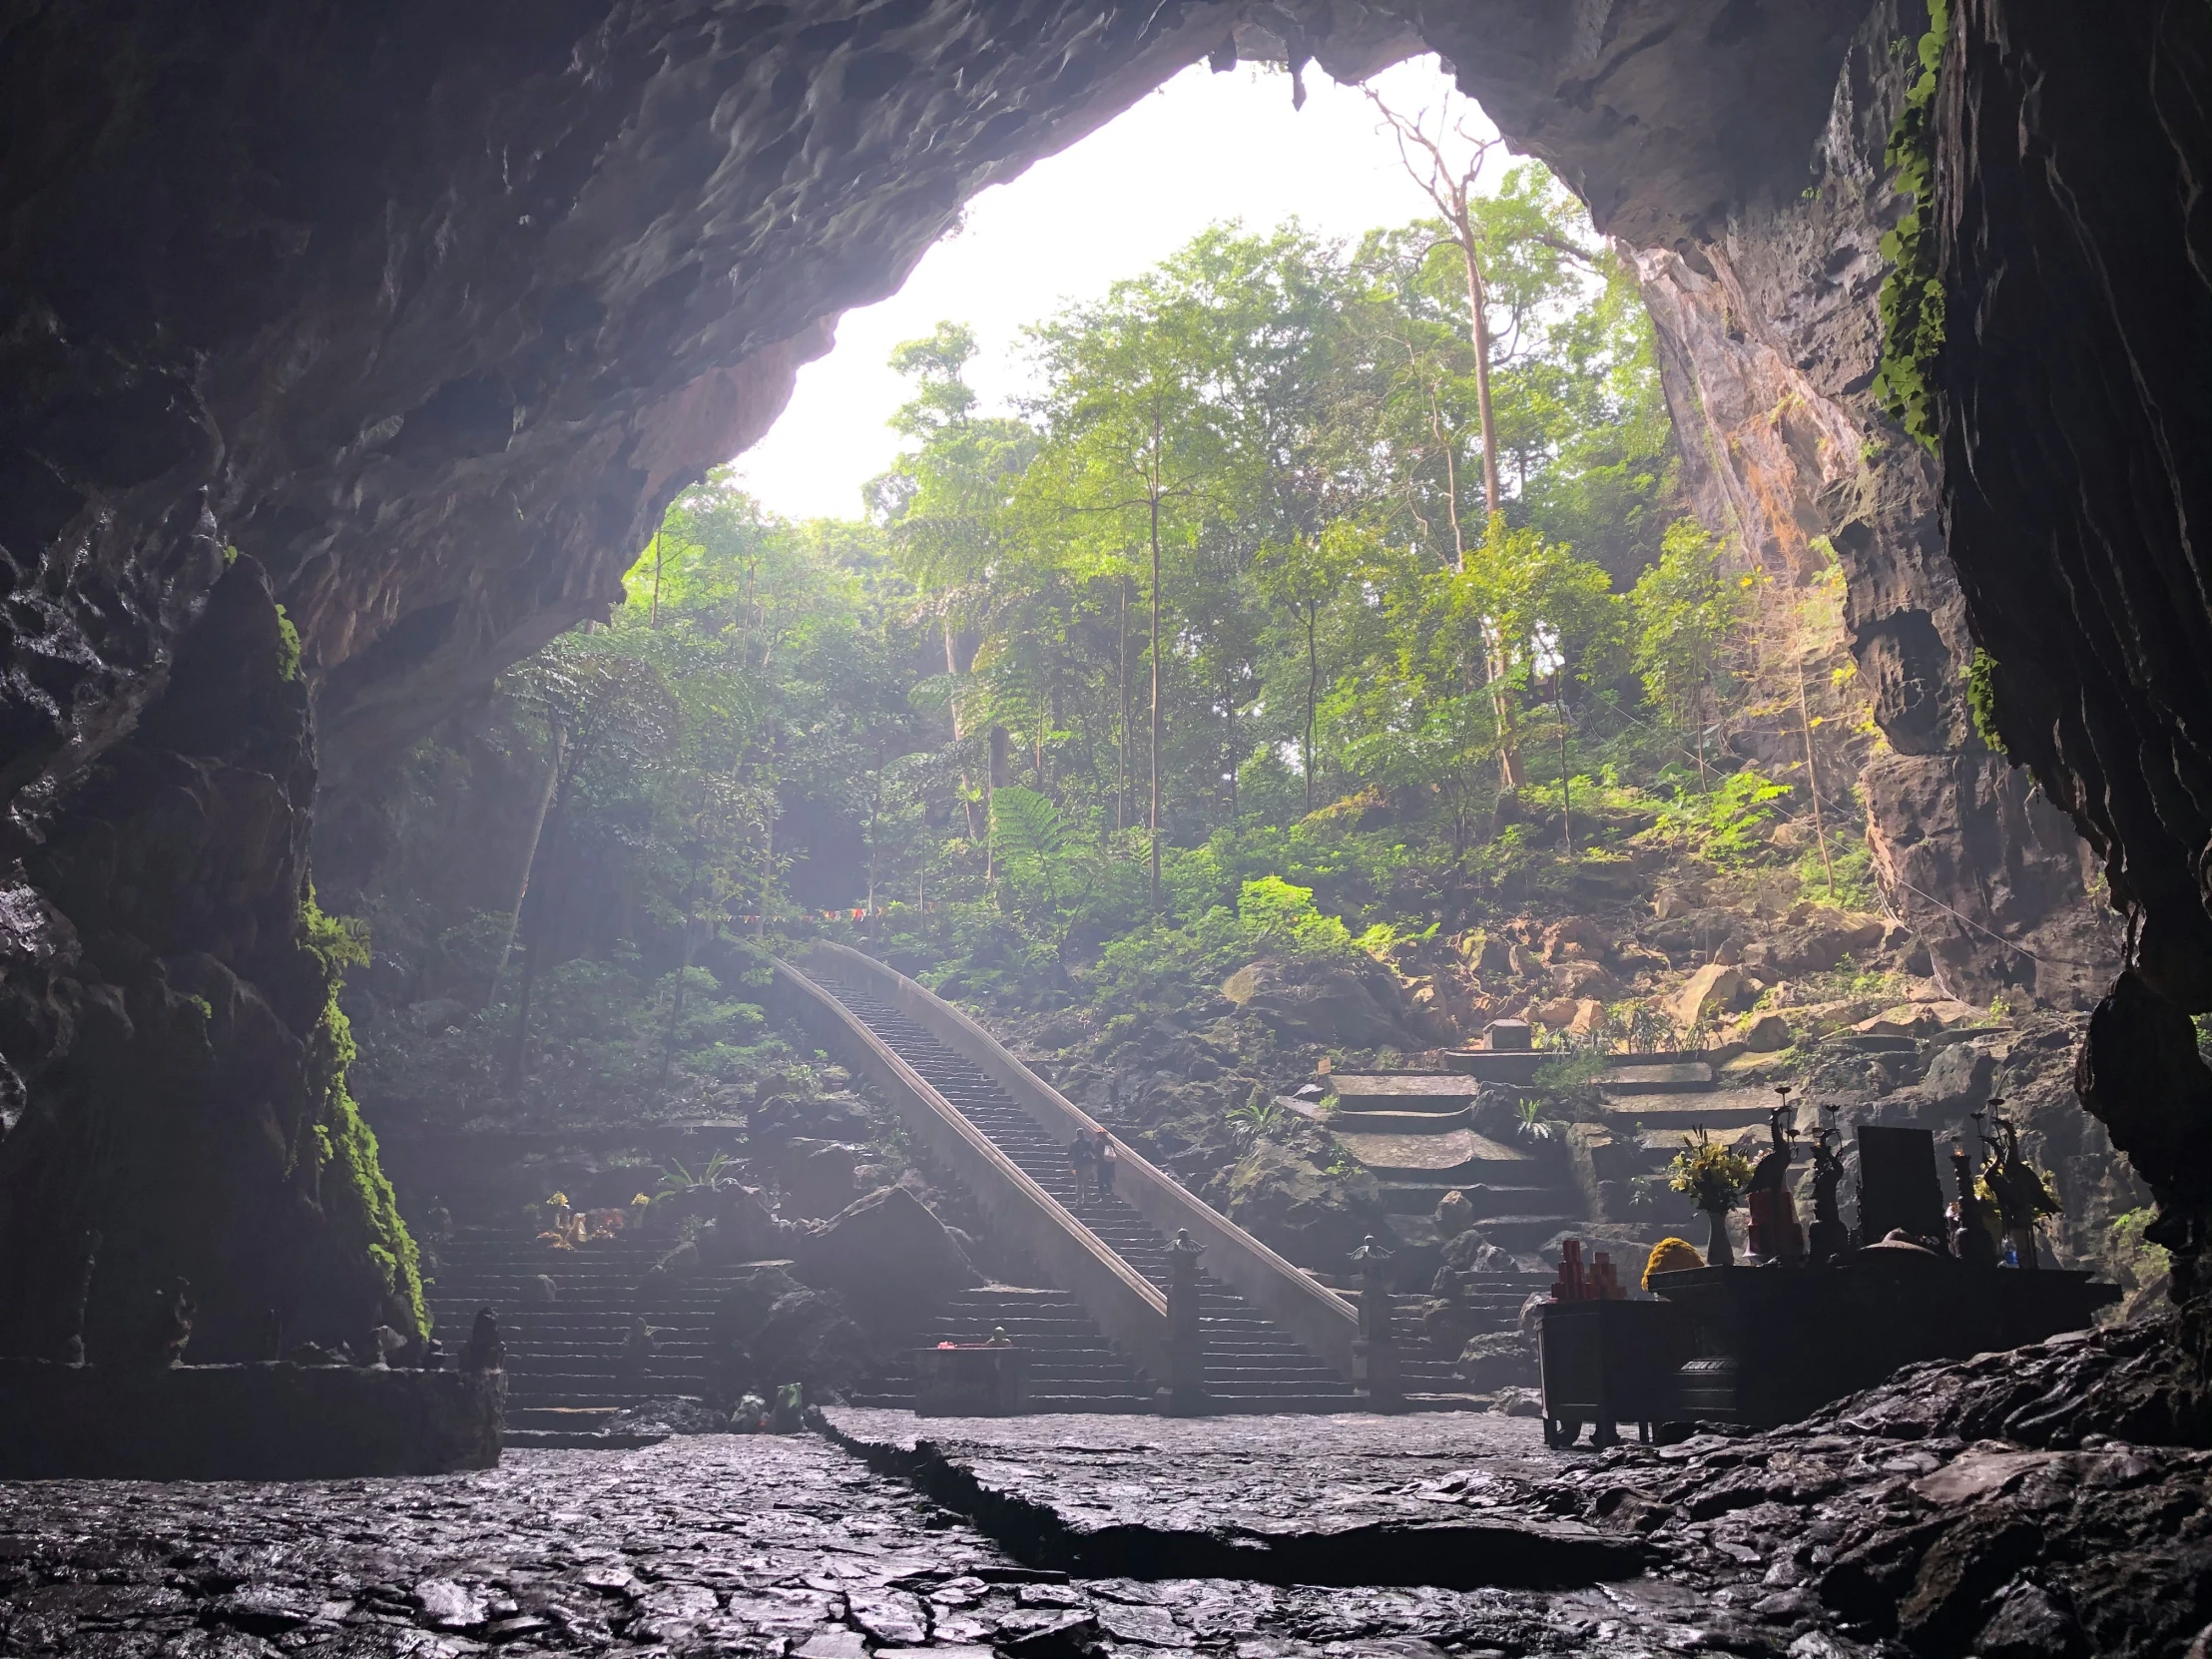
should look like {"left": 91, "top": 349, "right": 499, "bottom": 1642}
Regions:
{"left": 502, "top": 639, "right": 680, "bottom": 1083}
{"left": 1631, "top": 518, "right": 1744, "bottom": 785}
{"left": 1366, "top": 86, "right": 1509, "bottom": 520}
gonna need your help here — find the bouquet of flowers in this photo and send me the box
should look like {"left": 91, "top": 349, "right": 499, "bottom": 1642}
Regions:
{"left": 1669, "top": 1128, "right": 1756, "bottom": 1213}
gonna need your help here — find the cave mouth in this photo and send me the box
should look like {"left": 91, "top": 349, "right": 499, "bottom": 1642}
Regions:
{"left": 4, "top": 17, "right": 2210, "bottom": 1618}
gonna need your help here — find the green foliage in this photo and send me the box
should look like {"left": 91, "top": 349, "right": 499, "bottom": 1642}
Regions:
{"left": 1228, "top": 1095, "right": 1289, "bottom": 1147}
{"left": 295, "top": 892, "right": 423, "bottom": 1336}
{"left": 1237, "top": 875, "right": 1355, "bottom": 957}
{"left": 274, "top": 604, "right": 301, "bottom": 682}
{"left": 1532, "top": 1050, "right": 1609, "bottom": 1091}
{"left": 1649, "top": 767, "right": 1791, "bottom": 865}
{"left": 1871, "top": 0, "right": 1951, "bottom": 449}
{"left": 1965, "top": 646, "right": 2009, "bottom": 758}
{"left": 1513, "top": 1096, "right": 1557, "bottom": 1141}
{"left": 2110, "top": 1207, "right": 2171, "bottom": 1293}
{"left": 1631, "top": 519, "right": 1743, "bottom": 727}
{"left": 658, "top": 1151, "right": 733, "bottom": 1194}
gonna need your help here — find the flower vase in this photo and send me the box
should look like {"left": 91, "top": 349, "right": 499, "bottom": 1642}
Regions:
{"left": 1704, "top": 1207, "right": 1735, "bottom": 1268}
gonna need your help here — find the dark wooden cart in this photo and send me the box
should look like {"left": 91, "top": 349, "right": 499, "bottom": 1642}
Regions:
{"left": 913, "top": 1345, "right": 1029, "bottom": 1415}
{"left": 1647, "top": 1261, "right": 2119, "bottom": 1427}
{"left": 1537, "top": 1299, "right": 1692, "bottom": 1448}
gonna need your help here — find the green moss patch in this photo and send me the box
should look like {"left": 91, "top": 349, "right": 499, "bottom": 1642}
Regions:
{"left": 297, "top": 892, "right": 426, "bottom": 1335}
{"left": 1870, "top": 0, "right": 1950, "bottom": 451}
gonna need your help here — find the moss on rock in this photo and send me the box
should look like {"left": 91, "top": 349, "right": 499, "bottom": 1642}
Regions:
{"left": 1870, "top": 0, "right": 1950, "bottom": 450}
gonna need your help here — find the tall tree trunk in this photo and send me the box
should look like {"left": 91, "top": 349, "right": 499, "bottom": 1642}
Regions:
{"left": 506, "top": 941, "right": 539, "bottom": 1087}
{"left": 1148, "top": 439, "right": 1163, "bottom": 913}
{"left": 491, "top": 725, "right": 563, "bottom": 1002}
{"left": 1304, "top": 607, "right": 1319, "bottom": 814}
{"left": 1457, "top": 229, "right": 1502, "bottom": 520}
{"left": 1484, "top": 631, "right": 1527, "bottom": 791}
{"left": 504, "top": 775, "right": 570, "bottom": 1085}
{"left": 1225, "top": 684, "right": 1238, "bottom": 823}
{"left": 658, "top": 857, "right": 699, "bottom": 1087}
{"left": 1116, "top": 575, "right": 1130, "bottom": 832}
{"left": 1556, "top": 667, "right": 1572, "bottom": 855}
{"left": 945, "top": 621, "right": 986, "bottom": 842}
{"left": 1798, "top": 662, "right": 1836, "bottom": 898}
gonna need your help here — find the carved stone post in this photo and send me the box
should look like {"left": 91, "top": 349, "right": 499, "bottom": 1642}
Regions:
{"left": 1162, "top": 1228, "right": 1210, "bottom": 1415}
{"left": 1352, "top": 1235, "right": 1402, "bottom": 1412}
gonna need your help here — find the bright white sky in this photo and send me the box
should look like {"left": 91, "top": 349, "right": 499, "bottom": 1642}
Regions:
{"left": 731, "top": 55, "right": 1490, "bottom": 522}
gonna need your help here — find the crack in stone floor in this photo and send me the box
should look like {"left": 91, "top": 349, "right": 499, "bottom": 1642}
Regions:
{"left": 0, "top": 1429, "right": 1794, "bottom": 1658}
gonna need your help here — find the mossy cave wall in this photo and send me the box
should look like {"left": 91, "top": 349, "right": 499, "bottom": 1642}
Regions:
{"left": 1, "top": 0, "right": 2209, "bottom": 1335}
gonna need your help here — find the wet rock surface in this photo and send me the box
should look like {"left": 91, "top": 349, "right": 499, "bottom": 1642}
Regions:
{"left": 0, "top": 1432, "right": 1764, "bottom": 1658}
{"left": 8, "top": 1317, "right": 2212, "bottom": 1659}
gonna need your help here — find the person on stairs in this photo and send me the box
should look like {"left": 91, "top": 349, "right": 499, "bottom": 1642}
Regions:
{"left": 1094, "top": 1131, "right": 1119, "bottom": 1203}
{"left": 1066, "top": 1132, "right": 1097, "bottom": 1210}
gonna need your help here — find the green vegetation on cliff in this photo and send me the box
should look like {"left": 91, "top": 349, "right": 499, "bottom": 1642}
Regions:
{"left": 1871, "top": 0, "right": 1951, "bottom": 450}
{"left": 297, "top": 892, "right": 425, "bottom": 1335}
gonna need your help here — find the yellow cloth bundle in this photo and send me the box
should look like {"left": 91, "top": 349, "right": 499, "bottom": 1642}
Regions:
{"left": 1643, "top": 1235, "right": 1705, "bottom": 1290}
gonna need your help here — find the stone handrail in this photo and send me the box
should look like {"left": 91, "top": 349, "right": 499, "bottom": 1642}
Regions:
{"left": 801, "top": 940, "right": 1359, "bottom": 1382}
{"left": 767, "top": 958, "right": 1173, "bottom": 1383}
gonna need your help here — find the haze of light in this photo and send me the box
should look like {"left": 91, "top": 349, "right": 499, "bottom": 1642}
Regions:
{"left": 732, "top": 55, "right": 1488, "bottom": 522}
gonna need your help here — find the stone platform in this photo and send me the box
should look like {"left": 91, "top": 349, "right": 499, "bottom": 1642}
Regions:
{"left": 0, "top": 1361, "right": 503, "bottom": 1478}
{"left": 821, "top": 1407, "right": 1645, "bottom": 1587}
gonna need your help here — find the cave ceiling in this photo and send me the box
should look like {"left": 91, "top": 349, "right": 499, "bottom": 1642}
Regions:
{"left": 0, "top": 0, "right": 1865, "bottom": 829}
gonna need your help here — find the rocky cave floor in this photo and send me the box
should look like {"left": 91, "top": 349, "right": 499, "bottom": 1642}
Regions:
{"left": 5, "top": 1318, "right": 2210, "bottom": 1659}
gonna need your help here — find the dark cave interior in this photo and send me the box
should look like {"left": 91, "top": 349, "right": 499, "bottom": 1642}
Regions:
{"left": 4, "top": 0, "right": 2212, "bottom": 1650}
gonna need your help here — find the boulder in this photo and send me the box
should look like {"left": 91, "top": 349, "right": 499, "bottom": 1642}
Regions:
{"left": 1420, "top": 1297, "right": 1479, "bottom": 1358}
{"left": 796, "top": 1185, "right": 978, "bottom": 1336}
{"left": 1566, "top": 998, "right": 1607, "bottom": 1036}
{"left": 1739, "top": 1010, "right": 1792, "bottom": 1052}
{"left": 1550, "top": 959, "right": 1618, "bottom": 999}
{"left": 640, "top": 1240, "right": 700, "bottom": 1295}
{"left": 749, "top": 1288, "right": 876, "bottom": 1397}
{"left": 1670, "top": 962, "right": 1748, "bottom": 1027}
{"left": 1224, "top": 1138, "right": 1388, "bottom": 1270}
{"left": 1542, "top": 918, "right": 1609, "bottom": 962}
{"left": 1922, "top": 1043, "right": 1997, "bottom": 1112}
{"left": 1456, "top": 1331, "right": 1539, "bottom": 1391}
{"left": 1857, "top": 1005, "right": 1941, "bottom": 1039}
{"left": 1433, "top": 1190, "right": 1474, "bottom": 1234}
{"left": 1608, "top": 943, "right": 1671, "bottom": 979}
{"left": 1439, "top": 1228, "right": 1512, "bottom": 1273}
{"left": 1234, "top": 958, "right": 1418, "bottom": 1047}
{"left": 1404, "top": 978, "right": 1466, "bottom": 1046}
{"left": 1529, "top": 996, "right": 1580, "bottom": 1029}
{"left": 406, "top": 996, "right": 468, "bottom": 1030}
{"left": 776, "top": 1139, "right": 860, "bottom": 1220}
{"left": 1493, "top": 1385, "right": 1544, "bottom": 1418}
{"left": 699, "top": 1185, "right": 797, "bottom": 1262}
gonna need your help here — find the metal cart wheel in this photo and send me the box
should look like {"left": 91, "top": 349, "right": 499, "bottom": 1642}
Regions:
{"left": 1544, "top": 1417, "right": 1583, "bottom": 1448}
{"left": 1591, "top": 1419, "right": 1620, "bottom": 1450}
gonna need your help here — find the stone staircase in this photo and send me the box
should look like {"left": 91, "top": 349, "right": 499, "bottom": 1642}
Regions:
{"left": 1391, "top": 1271, "right": 1558, "bottom": 1392}
{"left": 846, "top": 1286, "right": 1154, "bottom": 1412}
{"left": 1320, "top": 1073, "right": 1583, "bottom": 1246}
{"left": 824, "top": 986, "right": 1362, "bottom": 1413}
{"left": 426, "top": 1229, "right": 738, "bottom": 1445}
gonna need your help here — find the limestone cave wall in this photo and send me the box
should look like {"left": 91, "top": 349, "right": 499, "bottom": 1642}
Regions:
{"left": 1929, "top": 0, "right": 2212, "bottom": 1276}
{"left": 1626, "top": 0, "right": 2121, "bottom": 1010}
